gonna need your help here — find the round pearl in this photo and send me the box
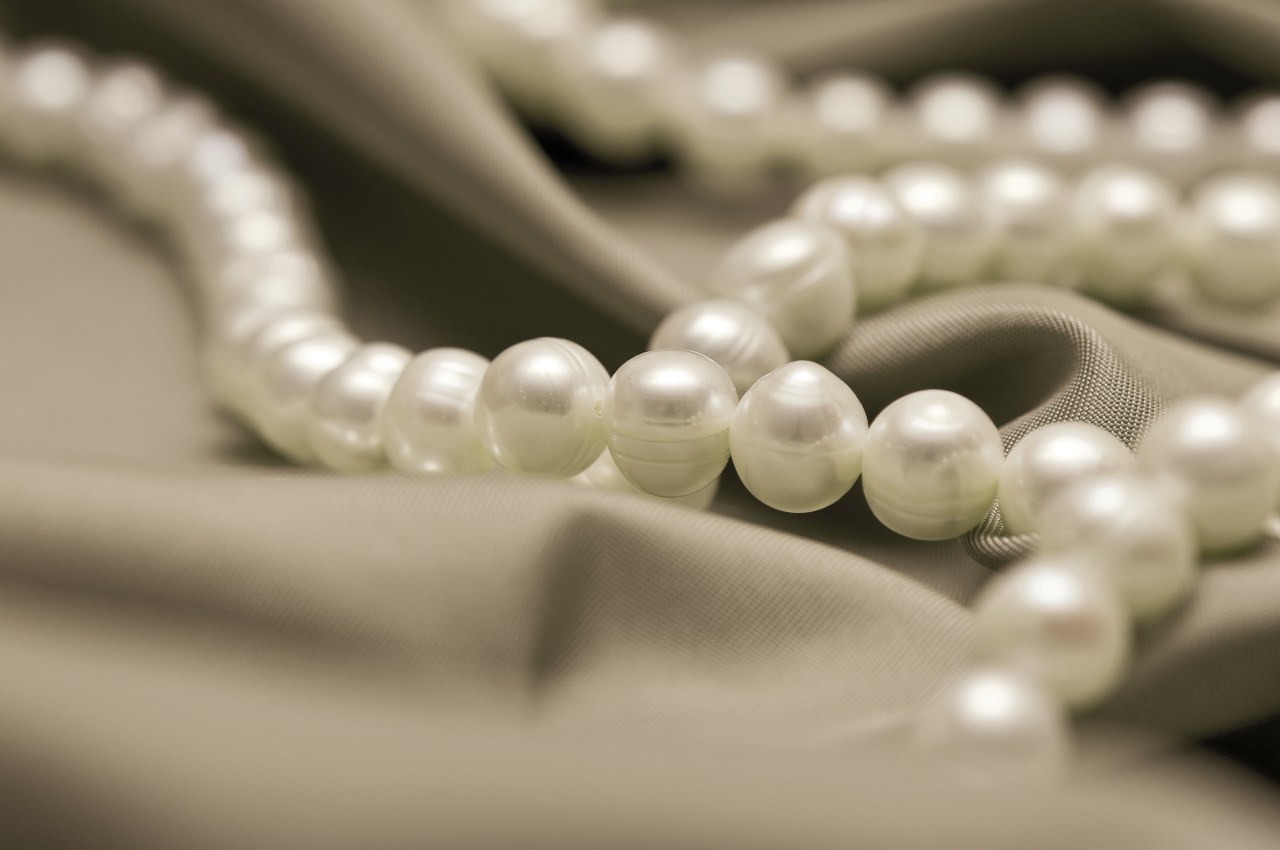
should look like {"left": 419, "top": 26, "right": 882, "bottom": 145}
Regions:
{"left": 1039, "top": 474, "right": 1197, "bottom": 622}
{"left": 205, "top": 307, "right": 344, "bottom": 414}
{"left": 791, "top": 176, "right": 923, "bottom": 311}
{"left": 116, "top": 94, "right": 219, "bottom": 219}
{"left": 306, "top": 343, "right": 412, "bottom": 473}
{"left": 1185, "top": 173, "right": 1280, "bottom": 307}
{"left": 381, "top": 348, "right": 494, "bottom": 475}
{"left": 997, "top": 422, "right": 1135, "bottom": 536}
{"left": 1070, "top": 164, "right": 1178, "bottom": 305}
{"left": 908, "top": 73, "right": 1005, "bottom": 164}
{"left": 573, "top": 448, "right": 719, "bottom": 510}
{"left": 709, "top": 218, "right": 854, "bottom": 359}
{"left": 977, "top": 160, "right": 1073, "bottom": 283}
{"left": 1017, "top": 76, "right": 1110, "bottom": 170}
{"left": 914, "top": 667, "right": 1070, "bottom": 785}
{"left": 973, "top": 554, "right": 1131, "bottom": 709}
{"left": 798, "top": 72, "right": 893, "bottom": 175}
{"left": 1138, "top": 397, "right": 1280, "bottom": 554}
{"left": 4, "top": 43, "right": 93, "bottom": 164}
{"left": 602, "top": 350, "right": 738, "bottom": 498}
{"left": 730, "top": 361, "right": 868, "bottom": 513}
{"left": 76, "top": 60, "right": 167, "bottom": 190}
{"left": 1124, "top": 82, "right": 1218, "bottom": 182}
{"left": 474, "top": 337, "right": 609, "bottom": 476}
{"left": 885, "top": 163, "right": 996, "bottom": 290}
{"left": 1242, "top": 372, "right": 1280, "bottom": 464}
{"left": 1237, "top": 93, "right": 1280, "bottom": 167}
{"left": 203, "top": 249, "right": 337, "bottom": 320}
{"left": 861, "top": 390, "right": 1004, "bottom": 540}
{"left": 243, "top": 331, "right": 358, "bottom": 462}
{"left": 648, "top": 299, "right": 788, "bottom": 396}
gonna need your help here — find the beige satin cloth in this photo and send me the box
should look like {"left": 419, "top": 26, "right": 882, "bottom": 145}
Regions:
{"left": 3, "top": 0, "right": 1280, "bottom": 846}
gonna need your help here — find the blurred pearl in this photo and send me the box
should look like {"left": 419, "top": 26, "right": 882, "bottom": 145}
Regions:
{"left": 203, "top": 249, "right": 337, "bottom": 319}
{"left": 185, "top": 205, "right": 311, "bottom": 280}
{"left": 1039, "top": 474, "right": 1197, "bottom": 622}
{"left": 977, "top": 160, "right": 1073, "bottom": 283}
{"left": 1017, "top": 76, "right": 1110, "bottom": 170}
{"left": 1138, "top": 396, "right": 1280, "bottom": 554}
{"left": 709, "top": 218, "right": 854, "bottom": 358}
{"left": 573, "top": 448, "right": 719, "bottom": 510}
{"left": 914, "top": 667, "right": 1069, "bottom": 786}
{"left": 1185, "top": 173, "right": 1280, "bottom": 307}
{"left": 798, "top": 72, "right": 893, "bottom": 175}
{"left": 381, "top": 348, "right": 494, "bottom": 475}
{"left": 307, "top": 343, "right": 412, "bottom": 473}
{"left": 973, "top": 554, "right": 1131, "bottom": 708}
{"left": 1242, "top": 372, "right": 1280, "bottom": 465}
{"left": 183, "top": 165, "right": 299, "bottom": 231}
{"left": 1237, "top": 92, "right": 1280, "bottom": 166}
{"left": 1124, "top": 82, "right": 1218, "bottom": 182}
{"left": 244, "top": 331, "right": 357, "bottom": 462}
{"left": 603, "top": 350, "right": 738, "bottom": 498}
{"left": 886, "top": 163, "right": 996, "bottom": 290}
{"left": 730, "top": 361, "right": 868, "bottom": 512}
{"left": 205, "top": 308, "right": 344, "bottom": 414}
{"left": 1071, "top": 164, "right": 1178, "bottom": 305}
{"left": 117, "top": 95, "right": 219, "bottom": 219}
{"left": 909, "top": 73, "right": 1005, "bottom": 164}
{"left": 76, "top": 60, "right": 167, "bottom": 190}
{"left": 475, "top": 337, "right": 609, "bottom": 476}
{"left": 791, "top": 176, "right": 923, "bottom": 311}
{"left": 861, "top": 389, "right": 1004, "bottom": 540}
{"left": 5, "top": 43, "right": 93, "bottom": 163}
{"left": 998, "top": 422, "right": 1134, "bottom": 535}
{"left": 649, "top": 299, "right": 788, "bottom": 396}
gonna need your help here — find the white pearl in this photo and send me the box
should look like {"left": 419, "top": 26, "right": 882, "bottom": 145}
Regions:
{"left": 573, "top": 448, "right": 718, "bottom": 510}
{"left": 1017, "top": 76, "right": 1110, "bottom": 170}
{"left": 973, "top": 554, "right": 1131, "bottom": 709}
{"left": 117, "top": 94, "right": 219, "bottom": 220}
{"left": 76, "top": 60, "right": 167, "bottom": 190}
{"left": 381, "top": 348, "right": 494, "bottom": 475}
{"left": 1039, "top": 474, "right": 1197, "bottom": 622}
{"left": 791, "top": 176, "right": 923, "bottom": 311}
{"left": 885, "top": 163, "right": 996, "bottom": 290}
{"left": 977, "top": 160, "right": 1073, "bottom": 283}
{"left": 205, "top": 307, "right": 344, "bottom": 414}
{"left": 1124, "top": 82, "right": 1218, "bottom": 183}
{"left": 730, "top": 361, "right": 868, "bottom": 513}
{"left": 1138, "top": 397, "right": 1280, "bottom": 554}
{"left": 306, "top": 343, "right": 412, "bottom": 473}
{"left": 1185, "top": 173, "right": 1280, "bottom": 307}
{"left": 997, "top": 421, "right": 1134, "bottom": 536}
{"left": 797, "top": 72, "right": 893, "bottom": 175}
{"left": 908, "top": 73, "right": 1005, "bottom": 164}
{"left": 243, "top": 331, "right": 358, "bottom": 462}
{"left": 1070, "top": 164, "right": 1178, "bottom": 305}
{"left": 1242, "top": 372, "right": 1280, "bottom": 465}
{"left": 861, "top": 390, "right": 1004, "bottom": 540}
{"left": 603, "top": 350, "right": 738, "bottom": 498}
{"left": 203, "top": 249, "right": 337, "bottom": 320}
{"left": 914, "top": 667, "right": 1070, "bottom": 785}
{"left": 648, "top": 299, "right": 788, "bottom": 396}
{"left": 4, "top": 43, "right": 93, "bottom": 164}
{"left": 1237, "top": 93, "right": 1280, "bottom": 167}
{"left": 709, "top": 218, "right": 854, "bottom": 359}
{"left": 474, "top": 337, "right": 609, "bottom": 476}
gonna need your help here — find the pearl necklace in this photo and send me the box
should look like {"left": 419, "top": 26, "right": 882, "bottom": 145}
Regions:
{"left": 9, "top": 32, "right": 1280, "bottom": 786}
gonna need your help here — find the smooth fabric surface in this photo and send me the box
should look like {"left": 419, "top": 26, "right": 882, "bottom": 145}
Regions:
{"left": 3, "top": 0, "right": 1280, "bottom": 846}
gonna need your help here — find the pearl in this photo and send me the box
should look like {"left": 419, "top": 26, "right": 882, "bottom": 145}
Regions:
{"left": 885, "top": 163, "right": 995, "bottom": 290}
{"left": 977, "top": 160, "right": 1073, "bottom": 283}
{"left": 1124, "top": 82, "right": 1218, "bottom": 182}
{"left": 1185, "top": 173, "right": 1280, "bottom": 307}
{"left": 914, "top": 667, "right": 1070, "bottom": 785}
{"left": 602, "top": 350, "right": 738, "bottom": 498}
{"left": 573, "top": 448, "right": 718, "bottom": 510}
{"left": 474, "top": 337, "right": 609, "bottom": 476}
{"left": 1242, "top": 372, "right": 1280, "bottom": 464}
{"left": 243, "top": 331, "right": 358, "bottom": 462}
{"left": 1070, "top": 164, "right": 1178, "bottom": 305}
{"left": 1237, "top": 93, "right": 1280, "bottom": 166}
{"left": 76, "top": 60, "right": 167, "bottom": 190}
{"left": 1039, "top": 474, "right": 1197, "bottom": 622}
{"left": 730, "top": 361, "right": 868, "bottom": 512}
{"left": 791, "top": 176, "right": 923, "bottom": 311}
{"left": 306, "top": 342, "right": 412, "bottom": 473}
{"left": 973, "top": 554, "right": 1131, "bottom": 708}
{"left": 4, "top": 43, "right": 93, "bottom": 164}
{"left": 648, "top": 299, "right": 788, "bottom": 396}
{"left": 1017, "top": 76, "right": 1110, "bottom": 170}
{"left": 798, "top": 72, "right": 893, "bottom": 175}
{"left": 117, "top": 94, "right": 219, "bottom": 219}
{"left": 997, "top": 421, "right": 1135, "bottom": 536}
{"left": 1138, "top": 396, "right": 1280, "bottom": 554}
{"left": 709, "top": 218, "right": 854, "bottom": 358}
{"left": 381, "top": 348, "right": 494, "bottom": 475}
{"left": 909, "top": 73, "right": 1005, "bottom": 164}
{"left": 205, "top": 307, "right": 345, "bottom": 414}
{"left": 203, "top": 249, "right": 337, "bottom": 320}
{"left": 861, "top": 389, "right": 1004, "bottom": 540}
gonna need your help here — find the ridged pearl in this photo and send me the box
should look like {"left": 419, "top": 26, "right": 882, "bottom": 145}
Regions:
{"left": 730, "top": 361, "right": 868, "bottom": 512}
{"left": 861, "top": 390, "right": 1004, "bottom": 540}
{"left": 886, "top": 163, "right": 995, "bottom": 290}
{"left": 1124, "top": 82, "right": 1218, "bottom": 182}
{"left": 474, "top": 338, "right": 609, "bottom": 476}
{"left": 381, "top": 348, "right": 494, "bottom": 475}
{"left": 1242, "top": 372, "right": 1280, "bottom": 465}
{"left": 1138, "top": 397, "right": 1280, "bottom": 554}
{"left": 602, "top": 350, "right": 738, "bottom": 498}
{"left": 973, "top": 555, "right": 1131, "bottom": 709}
{"left": 76, "top": 60, "right": 168, "bottom": 191}
{"left": 205, "top": 308, "right": 344, "bottom": 414}
{"left": 909, "top": 73, "right": 1005, "bottom": 165}
{"left": 799, "top": 72, "right": 892, "bottom": 175}
{"left": 977, "top": 160, "right": 1073, "bottom": 283}
{"left": 710, "top": 218, "right": 854, "bottom": 359}
{"left": 997, "top": 422, "right": 1135, "bottom": 536}
{"left": 1185, "top": 173, "right": 1280, "bottom": 307}
{"left": 1071, "top": 164, "right": 1177, "bottom": 305}
{"left": 572, "top": 448, "right": 718, "bottom": 510}
{"left": 648, "top": 299, "right": 788, "bottom": 396}
{"left": 1017, "top": 76, "right": 1110, "bottom": 170}
{"left": 306, "top": 343, "right": 412, "bottom": 473}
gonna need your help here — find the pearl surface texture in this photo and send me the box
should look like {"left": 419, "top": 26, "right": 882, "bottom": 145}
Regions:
{"left": 244, "top": 331, "right": 358, "bottom": 463}
{"left": 306, "top": 342, "right": 412, "bottom": 473}
{"left": 573, "top": 448, "right": 719, "bottom": 510}
{"left": 648, "top": 299, "right": 788, "bottom": 396}
{"left": 381, "top": 348, "right": 494, "bottom": 475}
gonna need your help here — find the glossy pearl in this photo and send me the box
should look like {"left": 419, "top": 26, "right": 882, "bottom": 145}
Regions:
{"left": 5, "top": 43, "right": 93, "bottom": 163}
{"left": 886, "top": 163, "right": 995, "bottom": 290}
{"left": 205, "top": 308, "right": 344, "bottom": 413}
{"left": 1242, "top": 372, "right": 1280, "bottom": 465}
{"left": 381, "top": 348, "right": 494, "bottom": 475}
{"left": 572, "top": 448, "right": 718, "bottom": 510}
{"left": 1039, "top": 474, "right": 1197, "bottom": 622}
{"left": 791, "top": 176, "right": 923, "bottom": 311}
{"left": 861, "top": 390, "right": 1004, "bottom": 540}
{"left": 117, "top": 95, "right": 219, "bottom": 219}
{"left": 602, "top": 350, "right": 738, "bottom": 498}
{"left": 1071, "top": 164, "right": 1178, "bottom": 305}
{"left": 977, "top": 160, "right": 1073, "bottom": 283}
{"left": 1017, "top": 76, "right": 1110, "bottom": 170}
{"left": 474, "top": 337, "right": 609, "bottom": 476}
{"left": 1124, "top": 82, "right": 1218, "bottom": 182}
{"left": 799, "top": 72, "right": 893, "bottom": 175}
{"left": 648, "top": 299, "right": 788, "bottom": 396}
{"left": 76, "top": 61, "right": 167, "bottom": 190}
{"left": 909, "top": 73, "right": 1005, "bottom": 164}
{"left": 1185, "top": 174, "right": 1280, "bottom": 307}
{"left": 1138, "top": 397, "right": 1280, "bottom": 554}
{"left": 243, "top": 331, "right": 358, "bottom": 462}
{"left": 730, "top": 361, "right": 868, "bottom": 512}
{"left": 203, "top": 249, "right": 337, "bottom": 320}
{"left": 973, "top": 554, "right": 1131, "bottom": 708}
{"left": 709, "top": 218, "right": 854, "bottom": 358}
{"left": 997, "top": 421, "right": 1134, "bottom": 535}
{"left": 306, "top": 343, "right": 412, "bottom": 473}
